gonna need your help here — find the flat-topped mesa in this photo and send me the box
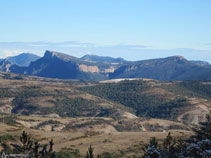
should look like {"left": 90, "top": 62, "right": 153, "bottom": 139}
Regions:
{"left": 81, "top": 54, "right": 127, "bottom": 63}
{"left": 161, "top": 56, "right": 188, "bottom": 64}
{"left": 167, "top": 55, "right": 185, "bottom": 60}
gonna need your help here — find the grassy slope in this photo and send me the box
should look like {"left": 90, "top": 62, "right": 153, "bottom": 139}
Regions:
{"left": 0, "top": 114, "right": 192, "bottom": 157}
{"left": 0, "top": 72, "right": 201, "bottom": 157}
{"left": 0, "top": 72, "right": 132, "bottom": 119}
{"left": 0, "top": 72, "right": 210, "bottom": 124}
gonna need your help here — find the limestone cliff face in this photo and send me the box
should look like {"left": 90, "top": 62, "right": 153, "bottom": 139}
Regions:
{"left": 79, "top": 64, "right": 116, "bottom": 74}
{"left": 103, "top": 67, "right": 116, "bottom": 73}
{"left": 3, "top": 51, "right": 211, "bottom": 81}
{"left": 0, "top": 59, "right": 12, "bottom": 72}
{"left": 79, "top": 64, "right": 99, "bottom": 73}
{"left": 5, "top": 64, "right": 11, "bottom": 72}
{"left": 8, "top": 50, "right": 112, "bottom": 80}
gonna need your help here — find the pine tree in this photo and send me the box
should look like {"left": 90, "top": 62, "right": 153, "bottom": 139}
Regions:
{"left": 11, "top": 130, "right": 33, "bottom": 154}
{"left": 10, "top": 131, "right": 56, "bottom": 158}
{"left": 49, "top": 139, "right": 54, "bottom": 153}
{"left": 184, "top": 113, "right": 211, "bottom": 157}
{"left": 192, "top": 112, "right": 211, "bottom": 141}
{"left": 142, "top": 114, "right": 211, "bottom": 158}
{"left": 33, "top": 141, "right": 40, "bottom": 158}
{"left": 162, "top": 132, "right": 176, "bottom": 158}
{"left": 85, "top": 145, "right": 94, "bottom": 158}
{"left": 149, "top": 137, "right": 158, "bottom": 148}
{"left": 142, "top": 137, "right": 160, "bottom": 158}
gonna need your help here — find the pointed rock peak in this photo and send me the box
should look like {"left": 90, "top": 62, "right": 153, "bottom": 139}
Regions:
{"left": 43, "top": 50, "right": 79, "bottom": 62}
{"left": 44, "top": 50, "right": 57, "bottom": 58}
{"left": 44, "top": 50, "right": 67, "bottom": 59}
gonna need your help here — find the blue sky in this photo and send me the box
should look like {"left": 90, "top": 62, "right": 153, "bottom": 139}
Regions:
{"left": 0, "top": 0, "right": 211, "bottom": 62}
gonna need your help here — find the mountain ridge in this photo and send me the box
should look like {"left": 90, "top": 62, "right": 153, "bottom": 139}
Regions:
{"left": 190, "top": 60, "right": 210, "bottom": 66}
{"left": 109, "top": 55, "right": 211, "bottom": 81}
{"left": 6, "top": 53, "right": 40, "bottom": 66}
{"left": 81, "top": 54, "right": 127, "bottom": 63}
{"left": 0, "top": 50, "right": 211, "bottom": 81}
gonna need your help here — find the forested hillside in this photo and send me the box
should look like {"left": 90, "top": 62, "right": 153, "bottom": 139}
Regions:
{"left": 0, "top": 71, "right": 210, "bottom": 124}
{"left": 79, "top": 79, "right": 211, "bottom": 123}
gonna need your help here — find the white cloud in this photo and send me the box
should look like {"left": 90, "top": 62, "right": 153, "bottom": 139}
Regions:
{"left": 2, "top": 50, "right": 16, "bottom": 57}
{"left": 57, "top": 44, "right": 89, "bottom": 48}
{"left": 0, "top": 42, "right": 211, "bottom": 63}
{"left": 29, "top": 44, "right": 49, "bottom": 47}
{"left": 1, "top": 49, "right": 37, "bottom": 58}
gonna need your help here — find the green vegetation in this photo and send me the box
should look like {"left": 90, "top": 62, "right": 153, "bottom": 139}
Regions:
{"left": 192, "top": 114, "right": 211, "bottom": 140}
{"left": 142, "top": 113, "right": 211, "bottom": 158}
{"left": 2, "top": 74, "right": 11, "bottom": 79}
{"left": 0, "top": 131, "right": 56, "bottom": 158}
{"left": 0, "top": 86, "right": 47, "bottom": 100}
{"left": 178, "top": 80, "right": 211, "bottom": 98}
{"left": 0, "top": 135, "right": 16, "bottom": 143}
{"left": 56, "top": 151, "right": 79, "bottom": 158}
{"left": 85, "top": 145, "right": 94, "bottom": 158}
{"left": 0, "top": 88, "right": 16, "bottom": 98}
{"left": 79, "top": 80, "right": 188, "bottom": 119}
{"left": 0, "top": 114, "right": 20, "bottom": 126}
{"left": 51, "top": 98, "right": 101, "bottom": 117}
{"left": 37, "top": 120, "right": 61, "bottom": 128}
{"left": 11, "top": 86, "right": 52, "bottom": 115}
{"left": 1, "top": 76, "right": 211, "bottom": 122}
{"left": 0, "top": 78, "right": 121, "bottom": 118}
{"left": 0, "top": 113, "right": 210, "bottom": 158}
{"left": 65, "top": 119, "right": 112, "bottom": 130}
{"left": 162, "top": 80, "right": 211, "bottom": 99}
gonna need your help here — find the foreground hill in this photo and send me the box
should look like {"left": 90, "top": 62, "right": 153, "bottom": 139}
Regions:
{"left": 0, "top": 114, "right": 192, "bottom": 157}
{"left": 79, "top": 78, "right": 211, "bottom": 124}
{"left": 1, "top": 51, "right": 211, "bottom": 81}
{"left": 0, "top": 73, "right": 132, "bottom": 119}
{"left": 0, "top": 72, "right": 210, "bottom": 156}
{"left": 0, "top": 72, "right": 210, "bottom": 125}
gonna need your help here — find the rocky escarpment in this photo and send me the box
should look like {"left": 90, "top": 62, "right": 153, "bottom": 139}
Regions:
{"left": 0, "top": 50, "right": 116, "bottom": 81}
{"left": 0, "top": 59, "right": 12, "bottom": 72}
{"left": 109, "top": 56, "right": 211, "bottom": 81}
{"left": 1, "top": 51, "right": 211, "bottom": 81}
{"left": 79, "top": 64, "right": 100, "bottom": 73}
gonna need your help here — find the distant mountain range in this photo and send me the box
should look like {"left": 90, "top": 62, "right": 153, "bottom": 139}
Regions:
{"left": 6, "top": 53, "right": 40, "bottom": 66}
{"left": 0, "top": 50, "right": 211, "bottom": 81}
{"left": 0, "top": 53, "right": 40, "bottom": 68}
{"left": 190, "top": 60, "right": 210, "bottom": 66}
{"left": 81, "top": 54, "right": 127, "bottom": 63}
{"left": 109, "top": 56, "right": 211, "bottom": 81}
